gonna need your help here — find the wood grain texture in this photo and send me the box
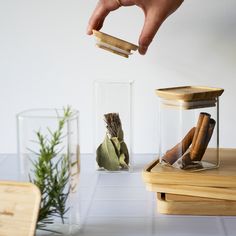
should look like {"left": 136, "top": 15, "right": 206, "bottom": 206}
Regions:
{"left": 156, "top": 193, "right": 236, "bottom": 215}
{"left": 147, "top": 183, "right": 236, "bottom": 201}
{"left": 159, "top": 99, "right": 217, "bottom": 110}
{"left": 158, "top": 193, "right": 222, "bottom": 202}
{"left": 156, "top": 86, "right": 224, "bottom": 101}
{"left": 142, "top": 149, "right": 236, "bottom": 188}
{"left": 0, "top": 181, "right": 41, "bottom": 236}
{"left": 96, "top": 44, "right": 128, "bottom": 58}
{"left": 93, "top": 30, "right": 138, "bottom": 51}
{"left": 93, "top": 30, "right": 138, "bottom": 58}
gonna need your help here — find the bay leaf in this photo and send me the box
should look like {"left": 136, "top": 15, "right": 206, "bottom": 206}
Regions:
{"left": 111, "top": 137, "right": 121, "bottom": 156}
{"left": 120, "top": 141, "right": 129, "bottom": 165}
{"left": 117, "top": 128, "right": 124, "bottom": 142}
{"left": 119, "top": 153, "right": 129, "bottom": 169}
{"left": 96, "top": 135, "right": 120, "bottom": 171}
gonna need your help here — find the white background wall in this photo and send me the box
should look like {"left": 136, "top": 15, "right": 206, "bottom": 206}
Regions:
{"left": 0, "top": 0, "right": 235, "bottom": 154}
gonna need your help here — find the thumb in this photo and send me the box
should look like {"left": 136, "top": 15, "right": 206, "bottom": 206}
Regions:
{"left": 138, "top": 11, "right": 163, "bottom": 55}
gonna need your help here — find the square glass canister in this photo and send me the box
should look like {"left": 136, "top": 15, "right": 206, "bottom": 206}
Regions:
{"left": 157, "top": 86, "right": 224, "bottom": 171}
{"left": 94, "top": 81, "right": 134, "bottom": 172}
{"left": 17, "top": 108, "right": 80, "bottom": 235}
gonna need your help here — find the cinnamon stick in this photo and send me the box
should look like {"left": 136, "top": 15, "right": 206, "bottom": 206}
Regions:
{"left": 162, "top": 127, "right": 195, "bottom": 165}
{"left": 196, "top": 118, "right": 216, "bottom": 160}
{"left": 190, "top": 113, "right": 211, "bottom": 161}
{"left": 182, "top": 152, "right": 192, "bottom": 166}
{"left": 191, "top": 113, "right": 206, "bottom": 151}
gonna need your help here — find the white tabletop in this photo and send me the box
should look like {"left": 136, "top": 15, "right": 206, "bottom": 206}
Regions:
{"left": 0, "top": 154, "right": 235, "bottom": 236}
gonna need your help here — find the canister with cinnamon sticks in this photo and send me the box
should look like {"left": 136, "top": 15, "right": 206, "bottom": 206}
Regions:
{"left": 157, "top": 86, "right": 223, "bottom": 171}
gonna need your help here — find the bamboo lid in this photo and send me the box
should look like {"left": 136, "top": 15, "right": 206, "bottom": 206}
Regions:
{"left": 156, "top": 86, "right": 224, "bottom": 101}
{"left": 156, "top": 86, "right": 224, "bottom": 109}
{"left": 0, "top": 181, "right": 41, "bottom": 236}
{"left": 93, "top": 30, "right": 138, "bottom": 58}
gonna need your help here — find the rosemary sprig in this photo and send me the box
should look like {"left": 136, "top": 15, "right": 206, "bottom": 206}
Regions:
{"left": 29, "top": 107, "right": 73, "bottom": 232}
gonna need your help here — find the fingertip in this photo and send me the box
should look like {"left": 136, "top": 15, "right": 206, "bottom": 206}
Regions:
{"left": 138, "top": 45, "right": 148, "bottom": 55}
{"left": 138, "top": 36, "right": 152, "bottom": 55}
{"left": 87, "top": 25, "right": 93, "bottom": 35}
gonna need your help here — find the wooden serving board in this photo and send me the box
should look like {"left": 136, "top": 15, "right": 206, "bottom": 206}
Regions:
{"left": 146, "top": 183, "right": 236, "bottom": 201}
{"left": 157, "top": 193, "right": 236, "bottom": 215}
{"left": 162, "top": 193, "right": 221, "bottom": 202}
{"left": 156, "top": 86, "right": 224, "bottom": 101}
{"left": 0, "top": 181, "right": 41, "bottom": 236}
{"left": 142, "top": 148, "right": 236, "bottom": 188}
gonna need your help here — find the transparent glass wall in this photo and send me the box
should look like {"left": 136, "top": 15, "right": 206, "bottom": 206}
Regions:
{"left": 94, "top": 81, "right": 134, "bottom": 171}
{"left": 17, "top": 108, "right": 80, "bottom": 235}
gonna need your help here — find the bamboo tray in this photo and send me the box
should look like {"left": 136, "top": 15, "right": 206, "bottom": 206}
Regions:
{"left": 143, "top": 148, "right": 236, "bottom": 215}
{"left": 156, "top": 86, "right": 224, "bottom": 101}
{"left": 142, "top": 148, "right": 236, "bottom": 189}
{"left": 146, "top": 182, "right": 236, "bottom": 201}
{"left": 156, "top": 193, "right": 236, "bottom": 215}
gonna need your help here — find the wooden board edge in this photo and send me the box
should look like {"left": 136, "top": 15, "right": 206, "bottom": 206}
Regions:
{"left": 147, "top": 183, "right": 236, "bottom": 201}
{"left": 142, "top": 148, "right": 236, "bottom": 188}
{"left": 142, "top": 158, "right": 159, "bottom": 182}
{"left": 156, "top": 197, "right": 236, "bottom": 216}
{"left": 158, "top": 192, "right": 224, "bottom": 202}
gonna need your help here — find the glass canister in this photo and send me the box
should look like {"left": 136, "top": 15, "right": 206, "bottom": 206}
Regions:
{"left": 17, "top": 108, "right": 80, "bottom": 235}
{"left": 94, "top": 81, "right": 133, "bottom": 172}
{"left": 157, "top": 86, "right": 224, "bottom": 171}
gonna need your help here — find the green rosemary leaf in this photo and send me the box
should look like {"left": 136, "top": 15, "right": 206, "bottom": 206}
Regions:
{"left": 29, "top": 106, "right": 73, "bottom": 231}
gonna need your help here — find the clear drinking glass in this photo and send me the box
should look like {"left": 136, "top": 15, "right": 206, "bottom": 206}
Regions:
{"left": 17, "top": 108, "right": 80, "bottom": 235}
{"left": 94, "top": 81, "right": 134, "bottom": 171}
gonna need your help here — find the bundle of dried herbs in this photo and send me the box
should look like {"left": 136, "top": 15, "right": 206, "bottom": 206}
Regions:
{"left": 29, "top": 107, "right": 73, "bottom": 233}
{"left": 96, "top": 113, "right": 129, "bottom": 171}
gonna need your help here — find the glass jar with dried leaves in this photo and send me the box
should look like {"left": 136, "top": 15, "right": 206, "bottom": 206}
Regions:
{"left": 94, "top": 81, "right": 134, "bottom": 171}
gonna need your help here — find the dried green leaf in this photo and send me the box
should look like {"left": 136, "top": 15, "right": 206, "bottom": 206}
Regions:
{"left": 119, "top": 153, "right": 129, "bottom": 169}
{"left": 117, "top": 128, "right": 124, "bottom": 142}
{"left": 111, "top": 137, "right": 121, "bottom": 156}
{"left": 96, "top": 135, "right": 120, "bottom": 171}
{"left": 120, "top": 141, "right": 129, "bottom": 165}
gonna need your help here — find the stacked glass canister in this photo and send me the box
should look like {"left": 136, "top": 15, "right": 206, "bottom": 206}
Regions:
{"left": 157, "top": 86, "right": 224, "bottom": 171}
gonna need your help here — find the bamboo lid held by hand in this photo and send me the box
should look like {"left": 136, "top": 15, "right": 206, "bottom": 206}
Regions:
{"left": 92, "top": 30, "right": 138, "bottom": 58}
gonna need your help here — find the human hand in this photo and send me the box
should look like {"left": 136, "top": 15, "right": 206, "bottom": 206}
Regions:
{"left": 87, "top": 0, "right": 184, "bottom": 55}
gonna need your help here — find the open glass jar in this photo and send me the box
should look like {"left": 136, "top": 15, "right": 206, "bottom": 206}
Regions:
{"left": 94, "top": 81, "right": 133, "bottom": 172}
{"left": 157, "top": 86, "right": 224, "bottom": 171}
{"left": 17, "top": 108, "right": 80, "bottom": 235}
